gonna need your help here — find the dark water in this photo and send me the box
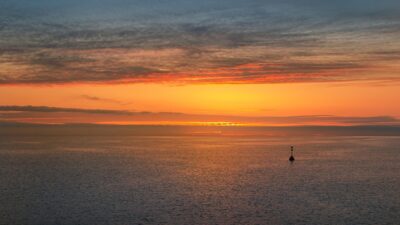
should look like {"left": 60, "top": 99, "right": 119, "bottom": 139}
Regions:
{"left": 0, "top": 135, "right": 399, "bottom": 225}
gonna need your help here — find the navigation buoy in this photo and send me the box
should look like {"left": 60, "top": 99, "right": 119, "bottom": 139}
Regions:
{"left": 289, "top": 146, "right": 295, "bottom": 162}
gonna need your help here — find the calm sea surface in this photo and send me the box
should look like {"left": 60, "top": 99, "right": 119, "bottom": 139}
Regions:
{"left": 0, "top": 135, "right": 399, "bottom": 225}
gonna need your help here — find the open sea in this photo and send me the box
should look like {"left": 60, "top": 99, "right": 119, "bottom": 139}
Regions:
{"left": 0, "top": 135, "right": 399, "bottom": 225}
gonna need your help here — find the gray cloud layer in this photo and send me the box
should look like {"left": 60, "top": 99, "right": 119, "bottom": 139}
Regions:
{"left": 0, "top": 105, "right": 132, "bottom": 115}
{"left": 0, "top": 0, "right": 399, "bottom": 84}
{"left": 1, "top": 105, "right": 399, "bottom": 125}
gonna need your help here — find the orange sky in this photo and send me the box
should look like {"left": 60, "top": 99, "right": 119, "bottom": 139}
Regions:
{"left": 1, "top": 81, "right": 399, "bottom": 125}
{"left": 1, "top": 0, "right": 399, "bottom": 126}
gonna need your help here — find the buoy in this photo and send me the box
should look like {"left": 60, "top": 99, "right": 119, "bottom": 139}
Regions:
{"left": 289, "top": 146, "right": 295, "bottom": 162}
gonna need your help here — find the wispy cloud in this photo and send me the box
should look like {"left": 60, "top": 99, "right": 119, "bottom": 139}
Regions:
{"left": 1, "top": 105, "right": 399, "bottom": 126}
{"left": 79, "top": 95, "right": 132, "bottom": 106}
{"left": 0, "top": 105, "right": 132, "bottom": 115}
{"left": 0, "top": 0, "right": 399, "bottom": 85}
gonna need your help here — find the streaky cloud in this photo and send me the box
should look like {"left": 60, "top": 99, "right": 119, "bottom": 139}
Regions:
{"left": 1, "top": 121, "right": 400, "bottom": 137}
{"left": 0, "top": 0, "right": 399, "bottom": 84}
{"left": 0, "top": 105, "right": 133, "bottom": 115}
{"left": 1, "top": 105, "right": 399, "bottom": 126}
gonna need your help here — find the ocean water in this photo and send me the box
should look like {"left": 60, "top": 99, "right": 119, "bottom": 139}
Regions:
{"left": 0, "top": 135, "right": 399, "bottom": 225}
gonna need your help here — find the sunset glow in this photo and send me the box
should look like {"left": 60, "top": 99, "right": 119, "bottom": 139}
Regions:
{"left": 0, "top": 0, "right": 399, "bottom": 126}
{"left": 2, "top": 2, "right": 400, "bottom": 224}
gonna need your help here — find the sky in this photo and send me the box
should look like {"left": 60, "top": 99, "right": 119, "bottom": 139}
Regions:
{"left": 0, "top": 0, "right": 399, "bottom": 126}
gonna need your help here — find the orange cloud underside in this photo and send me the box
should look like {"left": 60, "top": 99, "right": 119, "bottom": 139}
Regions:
{"left": 1, "top": 80, "right": 400, "bottom": 126}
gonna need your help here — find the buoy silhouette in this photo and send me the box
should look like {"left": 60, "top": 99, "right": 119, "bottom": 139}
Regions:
{"left": 289, "top": 146, "right": 295, "bottom": 162}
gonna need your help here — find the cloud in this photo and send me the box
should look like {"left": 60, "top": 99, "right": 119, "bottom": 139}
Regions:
{"left": 0, "top": 105, "right": 132, "bottom": 115}
{"left": 1, "top": 120, "right": 400, "bottom": 137}
{"left": 1, "top": 105, "right": 399, "bottom": 126}
{"left": 0, "top": 0, "right": 399, "bottom": 85}
{"left": 79, "top": 95, "right": 132, "bottom": 105}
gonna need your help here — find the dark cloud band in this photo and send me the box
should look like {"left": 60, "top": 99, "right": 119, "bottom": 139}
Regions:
{"left": 1, "top": 105, "right": 399, "bottom": 126}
